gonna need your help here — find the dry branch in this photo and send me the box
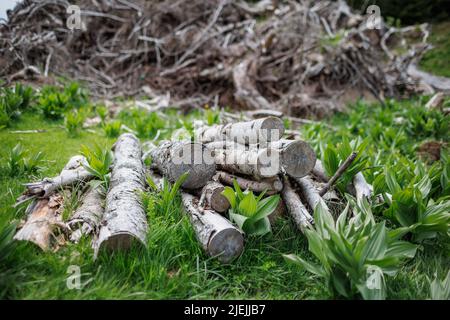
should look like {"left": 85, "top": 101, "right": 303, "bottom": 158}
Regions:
{"left": 17, "top": 155, "right": 93, "bottom": 204}
{"left": 67, "top": 185, "right": 105, "bottom": 243}
{"left": 215, "top": 170, "right": 283, "bottom": 194}
{"left": 319, "top": 152, "right": 357, "bottom": 196}
{"left": 281, "top": 177, "right": 313, "bottom": 231}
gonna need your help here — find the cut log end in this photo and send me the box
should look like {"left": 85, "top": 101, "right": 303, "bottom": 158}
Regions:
{"left": 258, "top": 116, "right": 285, "bottom": 142}
{"left": 279, "top": 140, "right": 317, "bottom": 178}
{"left": 209, "top": 228, "right": 244, "bottom": 264}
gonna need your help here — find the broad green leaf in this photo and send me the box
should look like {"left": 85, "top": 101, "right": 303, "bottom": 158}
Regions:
{"left": 283, "top": 254, "right": 327, "bottom": 278}
{"left": 238, "top": 192, "right": 257, "bottom": 217}
{"left": 221, "top": 187, "right": 236, "bottom": 209}
{"left": 229, "top": 211, "right": 248, "bottom": 230}
{"left": 253, "top": 194, "right": 280, "bottom": 221}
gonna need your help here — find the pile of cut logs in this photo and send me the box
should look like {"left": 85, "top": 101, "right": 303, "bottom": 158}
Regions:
{"left": 13, "top": 115, "right": 373, "bottom": 263}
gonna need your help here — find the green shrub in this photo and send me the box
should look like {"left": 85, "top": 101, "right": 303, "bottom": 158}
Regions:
{"left": 222, "top": 180, "right": 280, "bottom": 236}
{"left": 284, "top": 198, "right": 418, "bottom": 300}
{"left": 4, "top": 143, "right": 45, "bottom": 177}
{"left": 0, "top": 83, "right": 35, "bottom": 128}
{"left": 64, "top": 110, "right": 86, "bottom": 136}
{"left": 103, "top": 120, "right": 122, "bottom": 138}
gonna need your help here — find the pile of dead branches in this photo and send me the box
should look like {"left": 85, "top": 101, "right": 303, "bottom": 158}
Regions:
{"left": 0, "top": 0, "right": 443, "bottom": 118}
{"left": 14, "top": 115, "right": 375, "bottom": 263}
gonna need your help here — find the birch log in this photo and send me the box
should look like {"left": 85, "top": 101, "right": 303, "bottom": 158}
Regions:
{"left": 215, "top": 171, "right": 283, "bottom": 194}
{"left": 294, "top": 176, "right": 326, "bottom": 211}
{"left": 281, "top": 177, "right": 313, "bottom": 231}
{"left": 17, "top": 155, "right": 93, "bottom": 204}
{"left": 94, "top": 133, "right": 147, "bottom": 257}
{"left": 207, "top": 139, "right": 316, "bottom": 179}
{"left": 149, "top": 140, "right": 216, "bottom": 190}
{"left": 67, "top": 186, "right": 105, "bottom": 243}
{"left": 14, "top": 194, "right": 65, "bottom": 251}
{"left": 181, "top": 192, "right": 244, "bottom": 263}
{"left": 195, "top": 116, "right": 284, "bottom": 145}
{"left": 198, "top": 181, "right": 230, "bottom": 213}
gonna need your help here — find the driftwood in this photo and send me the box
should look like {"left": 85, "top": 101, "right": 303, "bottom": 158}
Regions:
{"left": 215, "top": 171, "right": 283, "bottom": 194}
{"left": 195, "top": 116, "right": 285, "bottom": 145}
{"left": 148, "top": 140, "right": 216, "bottom": 190}
{"left": 67, "top": 185, "right": 105, "bottom": 243}
{"left": 181, "top": 192, "right": 243, "bottom": 263}
{"left": 94, "top": 133, "right": 147, "bottom": 257}
{"left": 281, "top": 177, "right": 313, "bottom": 231}
{"left": 198, "top": 181, "right": 230, "bottom": 213}
{"left": 14, "top": 194, "right": 66, "bottom": 251}
{"left": 17, "top": 155, "right": 93, "bottom": 204}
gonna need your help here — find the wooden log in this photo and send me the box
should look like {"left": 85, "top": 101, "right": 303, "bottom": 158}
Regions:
{"left": 215, "top": 171, "right": 283, "bottom": 194}
{"left": 207, "top": 139, "right": 316, "bottom": 179}
{"left": 181, "top": 192, "right": 244, "bottom": 264}
{"left": 195, "top": 116, "right": 284, "bottom": 145}
{"left": 17, "top": 155, "right": 93, "bottom": 204}
{"left": 198, "top": 181, "right": 230, "bottom": 213}
{"left": 67, "top": 185, "right": 105, "bottom": 243}
{"left": 148, "top": 140, "right": 216, "bottom": 190}
{"left": 268, "top": 139, "right": 316, "bottom": 178}
{"left": 312, "top": 159, "right": 329, "bottom": 182}
{"left": 14, "top": 193, "right": 65, "bottom": 251}
{"left": 94, "top": 133, "right": 147, "bottom": 257}
{"left": 294, "top": 176, "right": 326, "bottom": 211}
{"left": 281, "top": 177, "right": 313, "bottom": 231}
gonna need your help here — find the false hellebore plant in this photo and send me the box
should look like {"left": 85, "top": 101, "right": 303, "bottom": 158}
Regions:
{"left": 222, "top": 180, "right": 280, "bottom": 236}
{"left": 284, "top": 197, "right": 418, "bottom": 300}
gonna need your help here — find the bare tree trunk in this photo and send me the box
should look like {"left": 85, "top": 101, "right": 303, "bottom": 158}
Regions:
{"left": 215, "top": 170, "right": 283, "bottom": 194}
{"left": 94, "top": 133, "right": 147, "bottom": 257}
{"left": 195, "top": 116, "right": 284, "bottom": 145}
{"left": 17, "top": 155, "right": 93, "bottom": 204}
{"left": 67, "top": 186, "right": 105, "bottom": 243}
{"left": 181, "top": 192, "right": 244, "bottom": 263}
{"left": 281, "top": 177, "right": 313, "bottom": 231}
{"left": 14, "top": 194, "right": 65, "bottom": 251}
{"left": 148, "top": 140, "right": 216, "bottom": 190}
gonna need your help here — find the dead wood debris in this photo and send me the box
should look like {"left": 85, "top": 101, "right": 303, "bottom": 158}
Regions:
{"left": 0, "top": 0, "right": 440, "bottom": 118}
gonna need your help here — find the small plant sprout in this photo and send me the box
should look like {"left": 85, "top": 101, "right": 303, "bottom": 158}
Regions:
{"left": 80, "top": 144, "right": 113, "bottom": 191}
{"left": 103, "top": 120, "right": 122, "bottom": 138}
{"left": 5, "top": 143, "right": 45, "bottom": 177}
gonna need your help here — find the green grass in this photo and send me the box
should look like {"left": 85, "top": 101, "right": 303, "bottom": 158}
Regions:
{"left": 420, "top": 22, "right": 450, "bottom": 78}
{"left": 0, "top": 94, "right": 448, "bottom": 299}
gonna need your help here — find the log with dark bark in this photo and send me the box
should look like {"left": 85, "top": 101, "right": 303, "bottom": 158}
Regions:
{"left": 17, "top": 155, "right": 93, "bottom": 204}
{"left": 195, "top": 116, "right": 285, "bottom": 145}
{"left": 198, "top": 181, "right": 230, "bottom": 213}
{"left": 215, "top": 171, "right": 283, "bottom": 194}
{"left": 148, "top": 140, "right": 216, "bottom": 190}
{"left": 281, "top": 177, "right": 313, "bottom": 231}
{"left": 14, "top": 193, "right": 66, "bottom": 251}
{"left": 181, "top": 192, "right": 243, "bottom": 263}
{"left": 94, "top": 133, "right": 147, "bottom": 257}
{"left": 67, "top": 185, "right": 105, "bottom": 243}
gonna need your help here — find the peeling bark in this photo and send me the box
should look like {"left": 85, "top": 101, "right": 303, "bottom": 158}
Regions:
{"left": 215, "top": 170, "right": 283, "bottom": 194}
{"left": 14, "top": 194, "right": 65, "bottom": 251}
{"left": 94, "top": 133, "right": 147, "bottom": 257}
{"left": 198, "top": 181, "right": 230, "bottom": 213}
{"left": 17, "top": 155, "right": 93, "bottom": 204}
{"left": 148, "top": 140, "right": 216, "bottom": 190}
{"left": 67, "top": 186, "right": 105, "bottom": 243}
{"left": 181, "top": 192, "right": 244, "bottom": 264}
{"left": 195, "top": 116, "right": 284, "bottom": 145}
{"left": 281, "top": 177, "right": 313, "bottom": 231}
